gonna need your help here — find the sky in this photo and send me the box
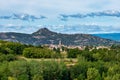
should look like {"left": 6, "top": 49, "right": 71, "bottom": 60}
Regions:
{"left": 0, "top": 0, "right": 120, "bottom": 34}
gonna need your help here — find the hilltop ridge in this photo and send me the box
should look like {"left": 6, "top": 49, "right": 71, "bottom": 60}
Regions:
{"left": 0, "top": 28, "right": 119, "bottom": 46}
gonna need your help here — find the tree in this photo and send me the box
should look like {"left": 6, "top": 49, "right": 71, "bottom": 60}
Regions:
{"left": 23, "top": 47, "right": 59, "bottom": 58}
{"left": 0, "top": 62, "right": 10, "bottom": 80}
{"left": 33, "top": 75, "right": 44, "bottom": 80}
{"left": 42, "top": 61, "right": 67, "bottom": 80}
{"left": 67, "top": 48, "right": 81, "bottom": 58}
{"left": 0, "top": 53, "right": 6, "bottom": 62}
{"left": 0, "top": 47, "right": 14, "bottom": 55}
{"left": 28, "top": 61, "right": 43, "bottom": 80}
{"left": 6, "top": 54, "right": 16, "bottom": 62}
{"left": 0, "top": 53, "right": 16, "bottom": 62}
{"left": 4, "top": 42, "right": 27, "bottom": 54}
{"left": 8, "top": 77, "right": 17, "bottom": 80}
{"left": 8, "top": 61, "right": 29, "bottom": 80}
{"left": 70, "top": 59, "right": 88, "bottom": 80}
{"left": 86, "top": 68, "right": 101, "bottom": 80}
{"left": 112, "top": 74, "right": 120, "bottom": 80}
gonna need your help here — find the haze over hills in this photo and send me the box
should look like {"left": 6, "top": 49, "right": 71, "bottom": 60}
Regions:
{"left": 1, "top": 24, "right": 120, "bottom": 34}
{"left": 93, "top": 33, "right": 120, "bottom": 42}
{"left": 0, "top": 28, "right": 119, "bottom": 46}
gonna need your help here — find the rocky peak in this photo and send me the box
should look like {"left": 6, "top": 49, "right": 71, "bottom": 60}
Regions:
{"left": 32, "top": 28, "right": 56, "bottom": 35}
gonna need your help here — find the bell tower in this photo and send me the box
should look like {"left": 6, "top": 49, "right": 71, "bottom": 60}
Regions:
{"left": 58, "top": 40, "right": 62, "bottom": 52}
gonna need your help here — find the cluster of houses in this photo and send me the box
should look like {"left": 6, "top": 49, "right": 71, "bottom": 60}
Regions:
{"left": 42, "top": 40, "right": 110, "bottom": 52}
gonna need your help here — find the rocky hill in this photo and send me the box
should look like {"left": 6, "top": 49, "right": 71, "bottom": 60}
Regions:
{"left": 0, "top": 28, "right": 119, "bottom": 46}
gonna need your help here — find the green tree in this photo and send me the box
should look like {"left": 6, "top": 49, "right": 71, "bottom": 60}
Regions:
{"left": 23, "top": 47, "right": 59, "bottom": 58}
{"left": 0, "top": 62, "right": 10, "bottom": 80}
{"left": 86, "top": 68, "right": 101, "bottom": 80}
{"left": 0, "top": 53, "right": 6, "bottom": 62}
{"left": 112, "top": 74, "right": 120, "bottom": 80}
{"left": 70, "top": 58, "right": 88, "bottom": 80}
{"left": 8, "top": 77, "right": 17, "bottom": 80}
{"left": 42, "top": 61, "right": 67, "bottom": 80}
{"left": 4, "top": 42, "right": 27, "bottom": 54}
{"left": 67, "top": 48, "right": 81, "bottom": 58}
{"left": 8, "top": 61, "right": 29, "bottom": 80}
{"left": 33, "top": 75, "right": 44, "bottom": 80}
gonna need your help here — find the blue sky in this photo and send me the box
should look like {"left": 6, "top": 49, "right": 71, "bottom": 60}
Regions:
{"left": 0, "top": 0, "right": 120, "bottom": 34}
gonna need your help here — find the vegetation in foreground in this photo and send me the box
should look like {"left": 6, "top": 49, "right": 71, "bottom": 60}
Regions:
{"left": 0, "top": 40, "right": 120, "bottom": 80}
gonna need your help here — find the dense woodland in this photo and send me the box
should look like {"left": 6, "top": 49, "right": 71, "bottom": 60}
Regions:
{"left": 0, "top": 40, "right": 120, "bottom": 80}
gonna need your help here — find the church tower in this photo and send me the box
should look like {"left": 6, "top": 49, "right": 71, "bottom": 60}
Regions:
{"left": 58, "top": 40, "right": 62, "bottom": 52}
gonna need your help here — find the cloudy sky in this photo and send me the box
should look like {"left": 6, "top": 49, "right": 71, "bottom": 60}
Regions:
{"left": 0, "top": 0, "right": 120, "bottom": 34}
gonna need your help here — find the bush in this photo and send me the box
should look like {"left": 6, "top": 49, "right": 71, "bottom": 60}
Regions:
{"left": 67, "top": 48, "right": 81, "bottom": 58}
{"left": 23, "top": 47, "right": 60, "bottom": 58}
{"left": 0, "top": 53, "right": 16, "bottom": 62}
{"left": 6, "top": 54, "right": 16, "bottom": 61}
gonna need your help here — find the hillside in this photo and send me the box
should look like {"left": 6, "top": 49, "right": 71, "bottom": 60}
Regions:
{"left": 0, "top": 28, "right": 119, "bottom": 46}
{"left": 93, "top": 33, "right": 120, "bottom": 42}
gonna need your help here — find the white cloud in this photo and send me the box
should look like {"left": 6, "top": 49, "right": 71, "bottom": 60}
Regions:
{"left": 0, "top": 0, "right": 120, "bottom": 15}
{"left": 0, "top": 0, "right": 120, "bottom": 33}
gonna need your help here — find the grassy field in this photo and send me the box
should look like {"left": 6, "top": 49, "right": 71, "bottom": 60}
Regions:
{"left": 17, "top": 56, "right": 78, "bottom": 67}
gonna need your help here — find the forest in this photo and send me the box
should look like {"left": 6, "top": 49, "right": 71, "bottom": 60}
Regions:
{"left": 0, "top": 40, "right": 120, "bottom": 80}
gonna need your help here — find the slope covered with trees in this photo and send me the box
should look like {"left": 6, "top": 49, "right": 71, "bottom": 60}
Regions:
{"left": 0, "top": 40, "right": 120, "bottom": 80}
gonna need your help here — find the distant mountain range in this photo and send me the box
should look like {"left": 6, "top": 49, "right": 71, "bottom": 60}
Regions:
{"left": 0, "top": 28, "right": 119, "bottom": 46}
{"left": 93, "top": 33, "right": 120, "bottom": 42}
{"left": 0, "top": 24, "right": 120, "bottom": 35}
